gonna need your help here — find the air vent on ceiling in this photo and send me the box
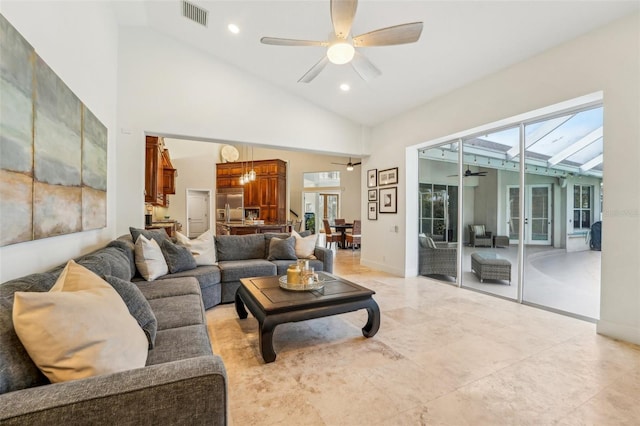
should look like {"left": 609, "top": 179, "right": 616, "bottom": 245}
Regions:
{"left": 181, "top": 0, "right": 208, "bottom": 27}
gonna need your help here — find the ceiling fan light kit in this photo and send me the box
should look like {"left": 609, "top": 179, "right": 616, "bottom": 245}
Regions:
{"left": 327, "top": 42, "right": 355, "bottom": 64}
{"left": 260, "top": 0, "right": 423, "bottom": 83}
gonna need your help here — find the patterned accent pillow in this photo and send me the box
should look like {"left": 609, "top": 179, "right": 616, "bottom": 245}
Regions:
{"left": 473, "top": 225, "right": 486, "bottom": 237}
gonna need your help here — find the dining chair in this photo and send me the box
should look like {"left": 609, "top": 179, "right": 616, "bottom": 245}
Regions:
{"left": 322, "top": 219, "right": 341, "bottom": 249}
{"left": 345, "top": 220, "right": 361, "bottom": 250}
{"left": 334, "top": 218, "right": 346, "bottom": 226}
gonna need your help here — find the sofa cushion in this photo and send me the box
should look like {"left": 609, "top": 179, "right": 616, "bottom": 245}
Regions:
{"left": 216, "top": 234, "right": 265, "bottom": 261}
{"left": 135, "top": 235, "right": 169, "bottom": 281}
{"left": 267, "top": 236, "right": 297, "bottom": 261}
{"left": 146, "top": 325, "right": 213, "bottom": 366}
{"left": 12, "top": 261, "right": 148, "bottom": 384}
{"left": 161, "top": 239, "right": 197, "bottom": 274}
{"left": 108, "top": 237, "right": 136, "bottom": 278}
{"left": 130, "top": 227, "right": 169, "bottom": 246}
{"left": 147, "top": 293, "right": 206, "bottom": 331}
{"left": 104, "top": 275, "right": 158, "bottom": 349}
{"left": 217, "top": 259, "right": 276, "bottom": 282}
{"left": 175, "top": 230, "right": 217, "bottom": 266}
{"left": 76, "top": 246, "right": 133, "bottom": 281}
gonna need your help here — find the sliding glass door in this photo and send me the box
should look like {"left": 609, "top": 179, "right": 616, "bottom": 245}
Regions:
{"left": 418, "top": 103, "right": 602, "bottom": 320}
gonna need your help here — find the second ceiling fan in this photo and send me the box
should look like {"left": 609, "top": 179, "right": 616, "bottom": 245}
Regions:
{"left": 448, "top": 166, "right": 488, "bottom": 178}
{"left": 332, "top": 157, "right": 361, "bottom": 171}
{"left": 260, "top": 0, "right": 423, "bottom": 83}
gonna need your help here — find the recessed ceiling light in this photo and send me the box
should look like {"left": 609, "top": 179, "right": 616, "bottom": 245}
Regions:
{"left": 228, "top": 24, "right": 240, "bottom": 34}
{"left": 340, "top": 83, "right": 350, "bottom": 92}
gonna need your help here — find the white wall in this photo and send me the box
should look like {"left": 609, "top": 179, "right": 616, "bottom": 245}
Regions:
{"left": 160, "top": 138, "right": 219, "bottom": 232}
{"left": 363, "top": 13, "right": 640, "bottom": 344}
{"left": 115, "top": 27, "right": 366, "bottom": 236}
{"left": 0, "top": 2, "right": 119, "bottom": 282}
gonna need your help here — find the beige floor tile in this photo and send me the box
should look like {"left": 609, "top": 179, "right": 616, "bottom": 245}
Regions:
{"left": 207, "top": 249, "right": 640, "bottom": 426}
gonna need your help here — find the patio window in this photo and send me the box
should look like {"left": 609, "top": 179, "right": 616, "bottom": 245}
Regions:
{"left": 573, "top": 184, "right": 592, "bottom": 230}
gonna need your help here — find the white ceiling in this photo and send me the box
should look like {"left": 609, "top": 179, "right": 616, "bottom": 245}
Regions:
{"left": 113, "top": 1, "right": 639, "bottom": 126}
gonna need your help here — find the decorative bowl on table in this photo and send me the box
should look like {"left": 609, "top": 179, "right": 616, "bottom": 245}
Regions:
{"left": 278, "top": 275, "right": 324, "bottom": 291}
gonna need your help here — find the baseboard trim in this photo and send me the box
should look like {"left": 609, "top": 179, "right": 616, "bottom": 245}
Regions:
{"left": 360, "top": 258, "right": 405, "bottom": 277}
{"left": 596, "top": 320, "right": 640, "bottom": 345}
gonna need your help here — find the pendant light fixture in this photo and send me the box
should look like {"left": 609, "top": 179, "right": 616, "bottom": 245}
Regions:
{"left": 239, "top": 146, "right": 246, "bottom": 185}
{"left": 249, "top": 146, "right": 256, "bottom": 181}
{"left": 242, "top": 145, "right": 250, "bottom": 184}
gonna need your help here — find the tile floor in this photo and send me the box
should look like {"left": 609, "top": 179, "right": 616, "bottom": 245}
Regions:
{"left": 206, "top": 250, "right": 640, "bottom": 425}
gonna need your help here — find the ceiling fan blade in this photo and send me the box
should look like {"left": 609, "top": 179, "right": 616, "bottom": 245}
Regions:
{"left": 331, "top": 0, "right": 358, "bottom": 39}
{"left": 352, "top": 162, "right": 362, "bottom": 166}
{"left": 298, "top": 56, "right": 329, "bottom": 83}
{"left": 260, "top": 37, "right": 328, "bottom": 47}
{"left": 350, "top": 51, "right": 381, "bottom": 81}
{"left": 353, "top": 22, "right": 423, "bottom": 47}
{"left": 331, "top": 162, "right": 348, "bottom": 165}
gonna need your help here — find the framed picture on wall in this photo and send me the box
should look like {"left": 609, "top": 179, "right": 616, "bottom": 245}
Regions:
{"left": 367, "top": 169, "right": 377, "bottom": 188}
{"left": 367, "top": 189, "right": 377, "bottom": 201}
{"left": 378, "top": 167, "right": 398, "bottom": 186}
{"left": 368, "top": 202, "right": 378, "bottom": 220}
{"left": 379, "top": 187, "right": 397, "bottom": 214}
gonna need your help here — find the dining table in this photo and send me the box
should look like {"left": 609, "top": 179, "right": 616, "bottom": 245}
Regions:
{"left": 333, "top": 223, "right": 353, "bottom": 249}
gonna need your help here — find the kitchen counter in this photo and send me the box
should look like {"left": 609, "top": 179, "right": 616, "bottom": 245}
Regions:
{"left": 146, "top": 220, "right": 179, "bottom": 237}
{"left": 216, "top": 223, "right": 291, "bottom": 236}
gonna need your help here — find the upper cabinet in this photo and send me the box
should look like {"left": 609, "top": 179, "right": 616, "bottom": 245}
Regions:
{"left": 145, "top": 136, "right": 177, "bottom": 206}
{"left": 216, "top": 159, "right": 287, "bottom": 224}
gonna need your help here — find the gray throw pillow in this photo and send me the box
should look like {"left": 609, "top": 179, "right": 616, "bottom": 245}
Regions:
{"left": 160, "top": 239, "right": 197, "bottom": 273}
{"left": 129, "top": 227, "right": 169, "bottom": 246}
{"left": 103, "top": 275, "right": 157, "bottom": 349}
{"left": 267, "top": 236, "right": 297, "bottom": 261}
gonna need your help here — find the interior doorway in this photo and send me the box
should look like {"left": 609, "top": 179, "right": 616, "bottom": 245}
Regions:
{"left": 186, "top": 189, "right": 211, "bottom": 237}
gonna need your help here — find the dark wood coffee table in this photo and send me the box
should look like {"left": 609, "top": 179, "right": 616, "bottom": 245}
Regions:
{"left": 235, "top": 272, "right": 380, "bottom": 363}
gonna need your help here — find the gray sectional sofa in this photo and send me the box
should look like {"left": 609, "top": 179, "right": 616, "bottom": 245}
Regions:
{"left": 0, "top": 230, "right": 332, "bottom": 424}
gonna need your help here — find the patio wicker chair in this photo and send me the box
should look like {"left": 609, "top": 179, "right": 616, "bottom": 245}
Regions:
{"left": 468, "top": 224, "right": 493, "bottom": 247}
{"left": 418, "top": 234, "right": 457, "bottom": 278}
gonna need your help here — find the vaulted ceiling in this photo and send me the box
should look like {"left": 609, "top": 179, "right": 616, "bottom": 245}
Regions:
{"left": 112, "top": 1, "right": 638, "bottom": 127}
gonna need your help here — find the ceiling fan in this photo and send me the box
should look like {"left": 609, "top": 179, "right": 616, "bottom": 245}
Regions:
{"left": 448, "top": 166, "right": 488, "bottom": 178}
{"left": 332, "top": 157, "right": 361, "bottom": 171}
{"left": 260, "top": 0, "right": 423, "bottom": 83}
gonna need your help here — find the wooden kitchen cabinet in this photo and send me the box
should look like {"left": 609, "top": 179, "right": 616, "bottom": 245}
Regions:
{"left": 216, "top": 159, "right": 287, "bottom": 224}
{"left": 145, "top": 136, "right": 177, "bottom": 206}
{"left": 145, "top": 136, "right": 164, "bottom": 205}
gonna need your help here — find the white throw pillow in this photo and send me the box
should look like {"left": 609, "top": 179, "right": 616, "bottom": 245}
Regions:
{"left": 12, "top": 260, "right": 148, "bottom": 384}
{"left": 175, "top": 230, "right": 217, "bottom": 266}
{"left": 135, "top": 235, "right": 169, "bottom": 281}
{"left": 292, "top": 230, "right": 318, "bottom": 259}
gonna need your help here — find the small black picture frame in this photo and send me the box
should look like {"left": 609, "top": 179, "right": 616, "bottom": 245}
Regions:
{"left": 368, "top": 202, "right": 378, "bottom": 220}
{"left": 367, "top": 169, "right": 377, "bottom": 188}
{"left": 368, "top": 189, "right": 377, "bottom": 201}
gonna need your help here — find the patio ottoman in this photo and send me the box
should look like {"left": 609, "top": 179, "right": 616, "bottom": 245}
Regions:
{"left": 493, "top": 235, "right": 510, "bottom": 248}
{"left": 471, "top": 252, "right": 511, "bottom": 284}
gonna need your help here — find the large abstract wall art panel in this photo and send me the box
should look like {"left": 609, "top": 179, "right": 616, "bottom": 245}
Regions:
{"left": 0, "top": 14, "right": 107, "bottom": 247}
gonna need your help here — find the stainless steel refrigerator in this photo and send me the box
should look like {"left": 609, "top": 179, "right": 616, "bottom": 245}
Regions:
{"left": 216, "top": 189, "right": 244, "bottom": 223}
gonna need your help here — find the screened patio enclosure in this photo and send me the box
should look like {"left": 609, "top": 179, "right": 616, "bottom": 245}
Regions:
{"left": 418, "top": 104, "right": 603, "bottom": 320}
